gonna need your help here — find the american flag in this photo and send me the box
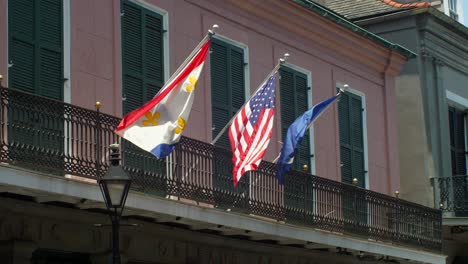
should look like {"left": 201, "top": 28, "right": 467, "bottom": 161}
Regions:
{"left": 228, "top": 74, "right": 277, "bottom": 186}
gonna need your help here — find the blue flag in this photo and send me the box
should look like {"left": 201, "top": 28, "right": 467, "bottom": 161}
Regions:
{"left": 276, "top": 94, "right": 340, "bottom": 184}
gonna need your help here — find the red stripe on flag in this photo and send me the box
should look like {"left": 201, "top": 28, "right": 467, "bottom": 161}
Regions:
{"left": 230, "top": 108, "right": 274, "bottom": 186}
{"left": 240, "top": 111, "right": 273, "bottom": 169}
{"left": 115, "top": 40, "right": 211, "bottom": 132}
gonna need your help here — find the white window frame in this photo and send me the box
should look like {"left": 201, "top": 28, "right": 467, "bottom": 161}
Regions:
{"left": 336, "top": 83, "right": 369, "bottom": 189}
{"left": 446, "top": 90, "right": 468, "bottom": 173}
{"left": 281, "top": 63, "right": 315, "bottom": 175}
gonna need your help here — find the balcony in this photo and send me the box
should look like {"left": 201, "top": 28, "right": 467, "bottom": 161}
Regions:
{"left": 435, "top": 175, "right": 468, "bottom": 217}
{"left": 0, "top": 86, "right": 442, "bottom": 252}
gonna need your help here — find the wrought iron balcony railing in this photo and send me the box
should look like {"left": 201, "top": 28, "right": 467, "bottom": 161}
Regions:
{"left": 435, "top": 175, "right": 468, "bottom": 216}
{"left": 0, "top": 86, "right": 442, "bottom": 251}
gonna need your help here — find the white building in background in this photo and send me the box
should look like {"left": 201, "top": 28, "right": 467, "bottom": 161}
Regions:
{"left": 429, "top": 0, "right": 464, "bottom": 22}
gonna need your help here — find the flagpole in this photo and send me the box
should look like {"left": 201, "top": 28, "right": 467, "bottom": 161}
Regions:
{"left": 211, "top": 53, "right": 290, "bottom": 145}
{"left": 162, "top": 25, "right": 218, "bottom": 94}
{"left": 272, "top": 85, "right": 347, "bottom": 164}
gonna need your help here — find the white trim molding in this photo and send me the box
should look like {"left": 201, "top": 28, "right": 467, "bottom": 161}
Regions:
{"left": 446, "top": 90, "right": 468, "bottom": 109}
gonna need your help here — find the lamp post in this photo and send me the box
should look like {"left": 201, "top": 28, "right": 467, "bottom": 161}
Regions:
{"left": 99, "top": 143, "right": 131, "bottom": 264}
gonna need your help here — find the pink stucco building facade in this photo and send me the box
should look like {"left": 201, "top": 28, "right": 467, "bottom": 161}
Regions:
{"left": 2, "top": 0, "right": 405, "bottom": 194}
{"left": 0, "top": 1, "right": 444, "bottom": 263}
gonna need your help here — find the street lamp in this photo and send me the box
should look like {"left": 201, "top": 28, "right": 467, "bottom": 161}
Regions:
{"left": 99, "top": 143, "right": 131, "bottom": 264}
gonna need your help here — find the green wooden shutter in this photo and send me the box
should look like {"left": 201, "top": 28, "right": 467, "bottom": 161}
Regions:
{"left": 449, "top": 107, "right": 467, "bottom": 176}
{"left": 122, "top": 0, "right": 164, "bottom": 114}
{"left": 9, "top": 0, "right": 63, "bottom": 99}
{"left": 121, "top": 1, "right": 166, "bottom": 191}
{"left": 211, "top": 39, "right": 247, "bottom": 200}
{"left": 9, "top": 0, "right": 35, "bottom": 94}
{"left": 38, "top": 0, "right": 63, "bottom": 100}
{"left": 338, "top": 92, "right": 365, "bottom": 187}
{"left": 8, "top": 0, "right": 64, "bottom": 173}
{"left": 279, "top": 66, "right": 311, "bottom": 172}
{"left": 210, "top": 38, "right": 245, "bottom": 149}
{"left": 294, "top": 72, "right": 311, "bottom": 170}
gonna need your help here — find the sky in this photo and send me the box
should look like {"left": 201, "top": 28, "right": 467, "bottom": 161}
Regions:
{"left": 464, "top": 0, "right": 468, "bottom": 25}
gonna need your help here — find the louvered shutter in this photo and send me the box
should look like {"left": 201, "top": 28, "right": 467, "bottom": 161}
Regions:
{"left": 211, "top": 40, "right": 230, "bottom": 149}
{"left": 8, "top": 0, "right": 64, "bottom": 172}
{"left": 210, "top": 38, "right": 245, "bottom": 149}
{"left": 230, "top": 47, "right": 245, "bottom": 111}
{"left": 338, "top": 91, "right": 365, "bottom": 187}
{"left": 350, "top": 96, "right": 364, "bottom": 186}
{"left": 449, "top": 107, "right": 467, "bottom": 175}
{"left": 338, "top": 93, "right": 352, "bottom": 184}
{"left": 144, "top": 10, "right": 164, "bottom": 101}
{"left": 122, "top": 1, "right": 163, "bottom": 114}
{"left": 455, "top": 111, "right": 466, "bottom": 175}
{"left": 122, "top": 2, "right": 144, "bottom": 114}
{"left": 280, "top": 69, "right": 295, "bottom": 140}
{"left": 279, "top": 66, "right": 311, "bottom": 172}
{"left": 294, "top": 72, "right": 310, "bottom": 170}
{"left": 38, "top": 0, "right": 63, "bottom": 100}
{"left": 9, "top": 0, "right": 35, "bottom": 94}
{"left": 121, "top": 1, "right": 166, "bottom": 189}
{"left": 9, "top": 0, "right": 63, "bottom": 99}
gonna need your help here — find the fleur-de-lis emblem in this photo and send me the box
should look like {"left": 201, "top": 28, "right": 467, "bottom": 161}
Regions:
{"left": 185, "top": 75, "right": 198, "bottom": 92}
{"left": 175, "top": 117, "right": 186, "bottom": 134}
{"left": 142, "top": 111, "right": 160, "bottom": 126}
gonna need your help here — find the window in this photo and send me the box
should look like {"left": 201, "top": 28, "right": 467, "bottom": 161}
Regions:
{"left": 338, "top": 90, "right": 365, "bottom": 187}
{"left": 449, "top": 0, "right": 457, "bottom": 11}
{"left": 449, "top": 106, "right": 466, "bottom": 175}
{"left": 448, "top": 0, "right": 459, "bottom": 20}
{"left": 210, "top": 38, "right": 246, "bottom": 149}
{"left": 121, "top": 0, "right": 164, "bottom": 115}
{"left": 9, "top": 0, "right": 64, "bottom": 99}
{"left": 8, "top": 0, "right": 64, "bottom": 171}
{"left": 121, "top": 0, "right": 166, "bottom": 183}
{"left": 210, "top": 38, "right": 247, "bottom": 192}
{"left": 447, "top": 95, "right": 468, "bottom": 217}
{"left": 279, "top": 66, "right": 311, "bottom": 171}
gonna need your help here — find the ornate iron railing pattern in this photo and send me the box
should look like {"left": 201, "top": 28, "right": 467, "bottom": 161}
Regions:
{"left": 0, "top": 87, "right": 442, "bottom": 251}
{"left": 435, "top": 175, "right": 468, "bottom": 216}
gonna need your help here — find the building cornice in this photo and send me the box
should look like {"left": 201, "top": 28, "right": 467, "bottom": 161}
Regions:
{"left": 292, "top": 0, "right": 416, "bottom": 59}
{"left": 221, "top": 0, "right": 409, "bottom": 76}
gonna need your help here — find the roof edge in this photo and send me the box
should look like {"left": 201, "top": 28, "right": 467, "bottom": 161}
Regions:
{"left": 292, "top": 0, "right": 417, "bottom": 59}
{"left": 426, "top": 7, "right": 468, "bottom": 36}
{"left": 354, "top": 7, "right": 468, "bottom": 39}
{"left": 378, "top": 0, "right": 430, "bottom": 8}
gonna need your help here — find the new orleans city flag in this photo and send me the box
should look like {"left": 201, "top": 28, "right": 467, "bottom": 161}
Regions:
{"left": 115, "top": 40, "right": 211, "bottom": 158}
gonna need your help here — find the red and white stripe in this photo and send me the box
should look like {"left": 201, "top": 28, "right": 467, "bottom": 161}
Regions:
{"left": 228, "top": 103, "right": 275, "bottom": 186}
